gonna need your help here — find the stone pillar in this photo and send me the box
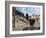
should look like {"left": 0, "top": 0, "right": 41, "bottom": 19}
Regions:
{"left": 12, "top": 7, "right": 15, "bottom": 31}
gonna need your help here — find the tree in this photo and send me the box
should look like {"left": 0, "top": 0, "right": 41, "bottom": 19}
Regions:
{"left": 29, "top": 19, "right": 35, "bottom": 30}
{"left": 26, "top": 13, "right": 28, "bottom": 20}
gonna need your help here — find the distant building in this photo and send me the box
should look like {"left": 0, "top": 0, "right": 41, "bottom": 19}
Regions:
{"left": 31, "top": 14, "right": 40, "bottom": 23}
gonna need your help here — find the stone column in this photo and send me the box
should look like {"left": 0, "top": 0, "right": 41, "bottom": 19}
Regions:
{"left": 12, "top": 7, "right": 15, "bottom": 31}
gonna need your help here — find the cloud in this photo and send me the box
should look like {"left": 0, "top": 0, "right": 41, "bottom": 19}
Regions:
{"left": 16, "top": 7, "right": 40, "bottom": 16}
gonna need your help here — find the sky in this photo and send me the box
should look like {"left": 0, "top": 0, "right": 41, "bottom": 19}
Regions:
{"left": 16, "top": 7, "right": 40, "bottom": 16}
